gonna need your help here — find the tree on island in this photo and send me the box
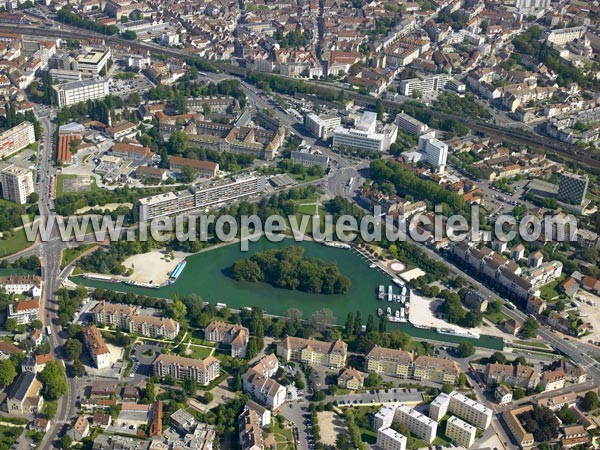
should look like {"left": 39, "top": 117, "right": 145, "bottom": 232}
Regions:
{"left": 230, "top": 246, "right": 351, "bottom": 294}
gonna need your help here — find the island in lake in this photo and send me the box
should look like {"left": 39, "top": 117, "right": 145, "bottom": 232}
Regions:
{"left": 230, "top": 246, "right": 351, "bottom": 294}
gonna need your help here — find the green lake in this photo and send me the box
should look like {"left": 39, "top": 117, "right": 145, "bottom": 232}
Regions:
{"left": 72, "top": 238, "right": 503, "bottom": 350}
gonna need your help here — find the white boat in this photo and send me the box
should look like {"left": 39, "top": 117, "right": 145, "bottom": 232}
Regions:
{"left": 412, "top": 324, "right": 431, "bottom": 329}
{"left": 323, "top": 241, "right": 351, "bottom": 249}
{"left": 369, "top": 263, "right": 377, "bottom": 268}
{"left": 216, "top": 303, "right": 227, "bottom": 309}
{"left": 393, "top": 278, "right": 404, "bottom": 287}
{"left": 377, "top": 308, "right": 383, "bottom": 317}
{"left": 386, "top": 307, "right": 392, "bottom": 316}
{"left": 436, "top": 327, "right": 480, "bottom": 339}
{"left": 124, "top": 280, "right": 160, "bottom": 289}
{"left": 83, "top": 273, "right": 118, "bottom": 282}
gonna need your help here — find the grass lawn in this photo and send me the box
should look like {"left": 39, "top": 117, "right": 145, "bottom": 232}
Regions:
{"left": 0, "top": 228, "right": 33, "bottom": 257}
{"left": 61, "top": 243, "right": 96, "bottom": 268}
{"left": 513, "top": 339, "right": 549, "bottom": 349}
{"left": 55, "top": 175, "right": 100, "bottom": 197}
{"left": 485, "top": 310, "right": 510, "bottom": 324}
{"left": 184, "top": 345, "right": 213, "bottom": 359}
{"left": 540, "top": 274, "right": 566, "bottom": 301}
{"left": 348, "top": 405, "right": 379, "bottom": 444}
{"left": 0, "top": 425, "right": 23, "bottom": 448}
{"left": 291, "top": 173, "right": 323, "bottom": 184}
{"left": 271, "top": 421, "right": 294, "bottom": 450}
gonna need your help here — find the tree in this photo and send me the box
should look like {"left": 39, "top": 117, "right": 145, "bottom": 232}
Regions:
{"left": 203, "top": 392, "right": 213, "bottom": 404}
{"left": 519, "top": 317, "right": 539, "bottom": 339}
{"left": 4, "top": 318, "right": 17, "bottom": 332}
{"left": 456, "top": 342, "right": 475, "bottom": 358}
{"left": 39, "top": 361, "right": 68, "bottom": 400}
{"left": 441, "top": 383, "right": 454, "bottom": 394}
{"left": 183, "top": 377, "right": 197, "bottom": 396}
{"left": 128, "top": 92, "right": 141, "bottom": 107}
{"left": 0, "top": 359, "right": 16, "bottom": 386}
{"left": 366, "top": 314, "right": 375, "bottom": 333}
{"left": 174, "top": 95, "right": 188, "bottom": 114}
{"left": 30, "top": 319, "right": 43, "bottom": 330}
{"left": 66, "top": 339, "right": 82, "bottom": 361}
{"left": 168, "top": 130, "right": 189, "bottom": 154}
{"left": 121, "top": 30, "right": 137, "bottom": 40}
{"left": 170, "top": 297, "right": 187, "bottom": 322}
{"left": 344, "top": 312, "right": 354, "bottom": 337}
{"left": 71, "top": 359, "right": 85, "bottom": 377}
{"left": 458, "top": 373, "right": 468, "bottom": 387}
{"left": 60, "top": 434, "right": 72, "bottom": 450}
{"left": 309, "top": 308, "right": 336, "bottom": 331}
{"left": 513, "top": 387, "right": 525, "bottom": 400}
{"left": 488, "top": 299, "right": 503, "bottom": 314}
{"left": 143, "top": 379, "right": 156, "bottom": 402}
{"left": 375, "top": 98, "right": 384, "bottom": 121}
{"left": 490, "top": 351, "right": 507, "bottom": 364}
{"left": 180, "top": 165, "right": 197, "bottom": 183}
{"left": 581, "top": 391, "right": 599, "bottom": 411}
{"left": 364, "top": 372, "right": 383, "bottom": 388}
{"left": 557, "top": 405, "right": 578, "bottom": 425}
{"left": 353, "top": 312, "right": 362, "bottom": 335}
{"left": 27, "top": 192, "right": 39, "bottom": 203}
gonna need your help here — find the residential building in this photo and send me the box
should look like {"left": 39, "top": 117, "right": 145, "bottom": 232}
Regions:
{"left": 561, "top": 425, "right": 590, "bottom": 448}
{"left": 6, "top": 371, "right": 43, "bottom": 415}
{"left": 290, "top": 151, "right": 330, "bottom": 168}
{"left": 526, "top": 296, "right": 546, "bottom": 315}
{"left": 541, "top": 368, "right": 566, "bottom": 391}
{"left": 153, "top": 354, "right": 220, "bottom": 385}
{"left": 429, "top": 391, "right": 492, "bottom": 430}
{"left": 399, "top": 74, "right": 464, "bottom": 96}
{"left": 92, "top": 413, "right": 112, "bottom": 429}
{"left": 545, "top": 26, "right": 586, "bottom": 45}
{"left": 484, "top": 363, "right": 540, "bottom": 389}
{"left": 106, "top": 121, "right": 137, "bottom": 140}
{"left": 239, "top": 408, "right": 264, "bottom": 450}
{"left": 170, "top": 408, "right": 197, "bottom": 434}
{"left": 377, "top": 426, "right": 407, "bottom": 450}
{"left": 91, "top": 302, "right": 180, "bottom": 339}
{"left": 7, "top": 299, "right": 39, "bottom": 324}
{"left": 92, "top": 435, "right": 150, "bottom": 450}
{"left": 242, "top": 355, "right": 286, "bottom": 410}
{"left": 304, "top": 113, "right": 341, "bottom": 140}
{"left": 418, "top": 132, "right": 448, "bottom": 172}
{"left": 90, "top": 381, "right": 119, "bottom": 398}
{"left": 0, "top": 275, "right": 41, "bottom": 295}
{"left": 169, "top": 156, "right": 219, "bottom": 179}
{"left": 53, "top": 78, "right": 109, "bottom": 108}
{"left": 204, "top": 320, "right": 249, "bottom": 357}
{"left": 0, "top": 122, "right": 36, "bottom": 159}
{"left": 393, "top": 404, "right": 437, "bottom": 443}
{"left": 110, "top": 143, "right": 156, "bottom": 163}
{"left": 365, "top": 345, "right": 413, "bottom": 378}
{"left": 412, "top": 356, "right": 461, "bottom": 384}
{"left": 373, "top": 405, "right": 396, "bottom": 431}
{"left": 501, "top": 406, "right": 535, "bottom": 448}
{"left": 69, "top": 416, "right": 91, "bottom": 441}
{"left": 536, "top": 391, "right": 577, "bottom": 411}
{"left": 82, "top": 325, "right": 111, "bottom": 369}
{"left": 557, "top": 172, "right": 589, "bottom": 206}
{"left": 495, "top": 385, "right": 513, "bottom": 405}
{"left": 395, "top": 112, "right": 429, "bottom": 136}
{"left": 138, "top": 175, "right": 266, "bottom": 222}
{"left": 245, "top": 400, "right": 271, "bottom": 428}
{"left": 22, "top": 354, "right": 52, "bottom": 373}
{"left": 333, "top": 112, "right": 398, "bottom": 153}
{"left": 136, "top": 166, "right": 167, "bottom": 182}
{"left": 446, "top": 416, "right": 476, "bottom": 448}
{"left": 276, "top": 336, "right": 347, "bottom": 369}
{"left": 338, "top": 368, "right": 364, "bottom": 390}
{"left": 0, "top": 165, "right": 34, "bottom": 204}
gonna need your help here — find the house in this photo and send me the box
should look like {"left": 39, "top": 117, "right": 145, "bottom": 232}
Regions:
{"left": 495, "top": 385, "right": 512, "bottom": 405}
{"left": 559, "top": 277, "right": 579, "bottom": 297}
{"left": 338, "top": 368, "right": 365, "bottom": 390}
{"left": 526, "top": 296, "right": 546, "bottom": 315}
{"left": 7, "top": 299, "right": 40, "bottom": 325}
{"left": 561, "top": 425, "right": 590, "bottom": 448}
{"left": 204, "top": 321, "right": 249, "bottom": 358}
{"left": 31, "top": 418, "right": 50, "bottom": 432}
{"left": 121, "top": 385, "right": 140, "bottom": 400}
{"left": 511, "top": 244, "right": 525, "bottom": 261}
{"left": 69, "top": 416, "right": 90, "bottom": 441}
{"left": 6, "top": 371, "right": 43, "bottom": 415}
{"left": 463, "top": 290, "right": 488, "bottom": 312}
{"left": 29, "top": 329, "right": 44, "bottom": 347}
{"left": 242, "top": 354, "right": 286, "bottom": 410}
{"left": 501, "top": 318, "right": 522, "bottom": 335}
{"left": 0, "top": 341, "right": 23, "bottom": 357}
{"left": 581, "top": 276, "right": 600, "bottom": 295}
{"left": 541, "top": 368, "right": 566, "bottom": 392}
{"left": 91, "top": 380, "right": 120, "bottom": 398}
{"left": 83, "top": 325, "right": 111, "bottom": 369}
{"left": 23, "top": 353, "right": 52, "bottom": 373}
{"left": 484, "top": 363, "right": 540, "bottom": 389}
{"left": 92, "top": 413, "right": 112, "bottom": 429}
{"left": 528, "top": 251, "right": 544, "bottom": 268}
{"left": 536, "top": 391, "right": 578, "bottom": 411}
{"left": 106, "top": 120, "right": 136, "bottom": 140}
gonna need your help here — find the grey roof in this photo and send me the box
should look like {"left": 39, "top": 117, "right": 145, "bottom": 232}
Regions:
{"left": 7, "top": 371, "right": 36, "bottom": 401}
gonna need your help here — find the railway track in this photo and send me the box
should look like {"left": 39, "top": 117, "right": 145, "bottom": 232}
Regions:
{"left": 3, "top": 23, "right": 600, "bottom": 169}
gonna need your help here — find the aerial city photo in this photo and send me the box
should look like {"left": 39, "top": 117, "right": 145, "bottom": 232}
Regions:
{"left": 0, "top": 0, "right": 600, "bottom": 449}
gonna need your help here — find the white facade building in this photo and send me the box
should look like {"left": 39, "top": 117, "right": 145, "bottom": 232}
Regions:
{"left": 446, "top": 416, "right": 476, "bottom": 448}
{"left": 1, "top": 165, "right": 34, "bottom": 204}
{"left": 418, "top": 132, "right": 448, "bottom": 173}
{"left": 304, "top": 113, "right": 341, "bottom": 140}
{"left": 0, "top": 122, "right": 36, "bottom": 159}
{"left": 333, "top": 112, "right": 398, "bottom": 153}
{"left": 377, "top": 427, "right": 408, "bottom": 450}
{"left": 430, "top": 391, "right": 492, "bottom": 430}
{"left": 53, "top": 78, "right": 110, "bottom": 108}
{"left": 394, "top": 404, "right": 437, "bottom": 443}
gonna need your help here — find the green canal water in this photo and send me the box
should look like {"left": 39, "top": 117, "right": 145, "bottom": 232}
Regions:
{"left": 72, "top": 238, "right": 503, "bottom": 350}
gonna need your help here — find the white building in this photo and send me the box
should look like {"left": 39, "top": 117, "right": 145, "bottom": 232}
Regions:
{"left": 1, "top": 165, "right": 34, "bottom": 204}
{"left": 76, "top": 47, "right": 111, "bottom": 77}
{"left": 53, "top": 78, "right": 110, "bottom": 108}
{"left": 0, "top": 275, "right": 41, "bottom": 296}
{"left": 545, "top": 27, "right": 586, "bottom": 46}
{"left": 83, "top": 325, "right": 111, "bottom": 369}
{"left": 304, "top": 113, "right": 341, "bottom": 140}
{"left": 394, "top": 404, "right": 437, "bottom": 443}
{"left": 0, "top": 122, "right": 36, "bottom": 159}
{"left": 7, "top": 299, "right": 39, "bottom": 325}
{"left": 333, "top": 111, "right": 398, "bottom": 153}
{"left": 429, "top": 391, "right": 492, "bottom": 430}
{"left": 399, "top": 74, "right": 465, "bottom": 96}
{"left": 446, "top": 416, "right": 476, "bottom": 448}
{"left": 418, "top": 132, "right": 448, "bottom": 173}
{"left": 242, "top": 354, "right": 286, "bottom": 410}
{"left": 373, "top": 405, "right": 396, "bottom": 431}
{"left": 377, "top": 427, "right": 407, "bottom": 450}
{"left": 395, "top": 112, "right": 429, "bottom": 136}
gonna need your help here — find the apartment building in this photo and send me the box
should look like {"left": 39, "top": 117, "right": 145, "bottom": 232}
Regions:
{"left": 484, "top": 363, "right": 540, "bottom": 389}
{"left": 138, "top": 175, "right": 267, "bottom": 221}
{"left": 0, "top": 165, "right": 34, "bottom": 204}
{"left": 304, "top": 113, "right": 341, "bottom": 140}
{"left": 446, "top": 416, "right": 476, "bottom": 448}
{"left": 0, "top": 122, "right": 36, "bottom": 159}
{"left": 204, "top": 320, "right": 249, "bottom": 357}
{"left": 377, "top": 426, "right": 407, "bottom": 450}
{"left": 412, "top": 356, "right": 461, "bottom": 384}
{"left": 7, "top": 299, "right": 39, "bottom": 325}
{"left": 91, "top": 302, "right": 180, "bottom": 339}
{"left": 153, "top": 354, "right": 220, "bottom": 385}
{"left": 399, "top": 74, "right": 464, "bottom": 96}
{"left": 545, "top": 26, "right": 586, "bottom": 46}
{"left": 338, "top": 368, "right": 365, "bottom": 390}
{"left": 429, "top": 392, "right": 492, "bottom": 430}
{"left": 242, "top": 354, "right": 286, "bottom": 410}
{"left": 395, "top": 112, "right": 429, "bottom": 136}
{"left": 365, "top": 345, "right": 413, "bottom": 378}
{"left": 501, "top": 406, "right": 535, "bottom": 448}
{"left": 53, "top": 78, "right": 109, "bottom": 108}
{"left": 557, "top": 172, "right": 589, "bottom": 206}
{"left": 83, "top": 325, "right": 111, "bottom": 369}
{"left": 540, "top": 368, "right": 566, "bottom": 392}
{"left": 276, "top": 336, "right": 347, "bottom": 369}
{"left": 333, "top": 112, "right": 398, "bottom": 153}
{"left": 418, "top": 132, "right": 448, "bottom": 172}
{"left": 168, "top": 156, "right": 219, "bottom": 179}
{"left": 394, "top": 404, "right": 437, "bottom": 443}
{"left": 0, "top": 275, "right": 41, "bottom": 296}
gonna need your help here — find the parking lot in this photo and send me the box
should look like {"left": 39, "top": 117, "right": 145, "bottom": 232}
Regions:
{"left": 130, "top": 342, "right": 163, "bottom": 377}
{"left": 336, "top": 387, "right": 423, "bottom": 407}
{"left": 109, "top": 72, "right": 154, "bottom": 97}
